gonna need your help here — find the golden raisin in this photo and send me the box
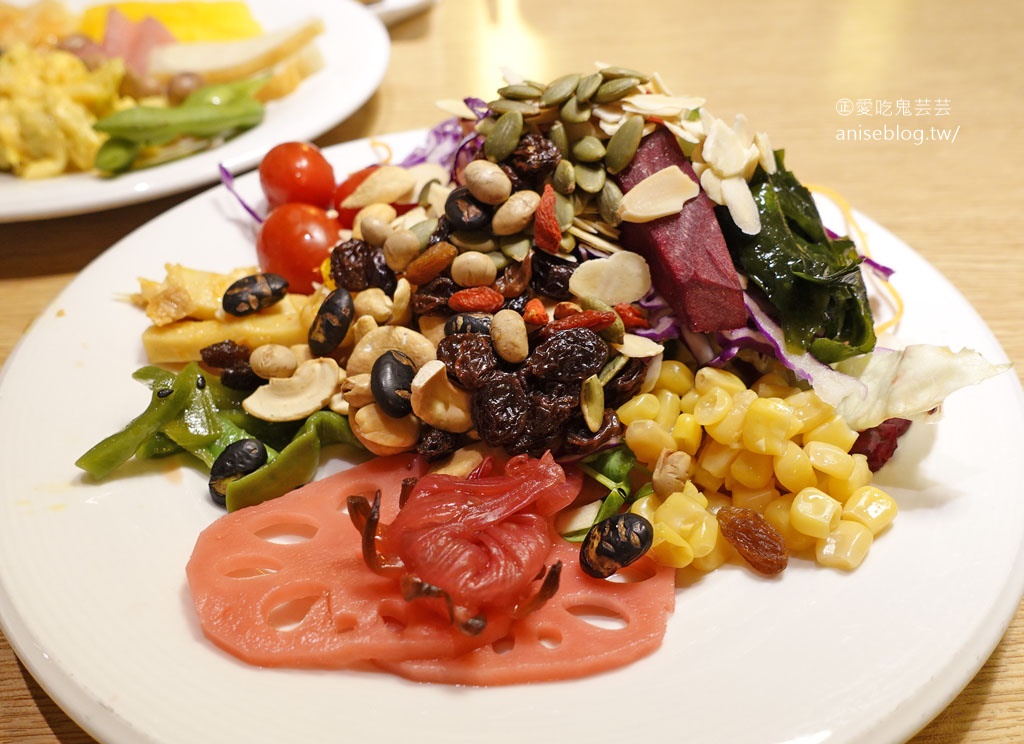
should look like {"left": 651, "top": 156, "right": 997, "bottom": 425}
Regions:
{"left": 716, "top": 505, "right": 788, "bottom": 575}
{"left": 404, "top": 240, "right": 458, "bottom": 286}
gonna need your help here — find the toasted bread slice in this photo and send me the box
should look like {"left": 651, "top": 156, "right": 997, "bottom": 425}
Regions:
{"left": 147, "top": 17, "right": 324, "bottom": 86}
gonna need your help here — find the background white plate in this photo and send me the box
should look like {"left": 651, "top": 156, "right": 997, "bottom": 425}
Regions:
{"left": 0, "top": 132, "right": 1022, "bottom": 744}
{"left": 0, "top": 0, "right": 390, "bottom": 223}
{"left": 367, "top": 0, "right": 437, "bottom": 27}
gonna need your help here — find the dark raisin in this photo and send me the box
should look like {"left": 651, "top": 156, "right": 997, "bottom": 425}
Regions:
{"left": 436, "top": 333, "right": 500, "bottom": 391}
{"left": 529, "top": 248, "right": 577, "bottom": 301}
{"left": 330, "top": 238, "right": 396, "bottom": 295}
{"left": 199, "top": 340, "right": 250, "bottom": 369}
{"left": 603, "top": 356, "right": 650, "bottom": 408}
{"left": 471, "top": 371, "right": 529, "bottom": 448}
{"left": 411, "top": 275, "right": 458, "bottom": 316}
{"left": 499, "top": 133, "right": 561, "bottom": 191}
{"left": 524, "top": 327, "right": 608, "bottom": 383}
{"left": 219, "top": 365, "right": 263, "bottom": 392}
{"left": 416, "top": 426, "right": 461, "bottom": 461}
{"left": 562, "top": 409, "right": 623, "bottom": 457}
{"left": 427, "top": 215, "right": 454, "bottom": 247}
{"left": 502, "top": 291, "right": 530, "bottom": 314}
{"left": 494, "top": 252, "right": 532, "bottom": 298}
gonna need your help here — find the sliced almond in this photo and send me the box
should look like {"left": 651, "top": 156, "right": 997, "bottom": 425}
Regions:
{"left": 721, "top": 175, "right": 761, "bottom": 235}
{"left": 612, "top": 333, "right": 665, "bottom": 359}
{"left": 568, "top": 250, "right": 651, "bottom": 305}
{"left": 340, "top": 165, "right": 417, "bottom": 209}
{"left": 615, "top": 165, "right": 699, "bottom": 223}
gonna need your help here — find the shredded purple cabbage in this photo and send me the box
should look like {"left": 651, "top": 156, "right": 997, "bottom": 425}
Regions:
{"left": 219, "top": 163, "right": 263, "bottom": 224}
{"left": 861, "top": 256, "right": 895, "bottom": 280}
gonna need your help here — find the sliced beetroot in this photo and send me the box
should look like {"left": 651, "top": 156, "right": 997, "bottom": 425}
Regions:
{"left": 614, "top": 127, "right": 747, "bottom": 333}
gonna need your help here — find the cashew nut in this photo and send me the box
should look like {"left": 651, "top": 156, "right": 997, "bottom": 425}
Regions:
{"left": 353, "top": 288, "right": 393, "bottom": 324}
{"left": 350, "top": 403, "right": 421, "bottom": 456}
{"left": 242, "top": 357, "right": 340, "bottom": 422}
{"left": 410, "top": 359, "right": 474, "bottom": 433}
{"left": 346, "top": 325, "right": 436, "bottom": 377}
{"left": 341, "top": 373, "right": 375, "bottom": 409}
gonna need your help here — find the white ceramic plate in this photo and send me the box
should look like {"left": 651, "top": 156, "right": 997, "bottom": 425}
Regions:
{"left": 367, "top": 0, "right": 437, "bottom": 27}
{"left": 1, "top": 131, "right": 1022, "bottom": 744}
{"left": 0, "top": 0, "right": 389, "bottom": 224}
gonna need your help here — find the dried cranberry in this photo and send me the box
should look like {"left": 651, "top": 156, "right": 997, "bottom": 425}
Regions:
{"left": 850, "top": 418, "right": 913, "bottom": 471}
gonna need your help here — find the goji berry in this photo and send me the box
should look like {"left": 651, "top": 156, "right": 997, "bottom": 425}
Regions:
{"left": 522, "top": 298, "right": 549, "bottom": 325}
{"left": 538, "top": 310, "right": 617, "bottom": 338}
{"left": 532, "top": 183, "right": 562, "bottom": 254}
{"left": 614, "top": 302, "right": 650, "bottom": 329}
{"left": 448, "top": 286, "right": 505, "bottom": 313}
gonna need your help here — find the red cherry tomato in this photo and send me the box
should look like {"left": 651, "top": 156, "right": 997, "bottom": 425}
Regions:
{"left": 259, "top": 142, "right": 336, "bottom": 210}
{"left": 256, "top": 203, "right": 338, "bottom": 294}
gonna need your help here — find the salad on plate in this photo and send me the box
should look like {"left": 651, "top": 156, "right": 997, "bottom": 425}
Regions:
{"left": 76, "top": 64, "right": 1009, "bottom": 685}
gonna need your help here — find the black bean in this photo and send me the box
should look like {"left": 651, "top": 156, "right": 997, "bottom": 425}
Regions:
{"left": 444, "top": 186, "right": 493, "bottom": 232}
{"left": 444, "top": 312, "right": 492, "bottom": 336}
{"left": 370, "top": 350, "right": 417, "bottom": 418}
{"left": 308, "top": 287, "right": 355, "bottom": 357}
{"left": 222, "top": 273, "right": 288, "bottom": 316}
{"left": 580, "top": 513, "right": 654, "bottom": 578}
{"left": 209, "top": 439, "right": 268, "bottom": 506}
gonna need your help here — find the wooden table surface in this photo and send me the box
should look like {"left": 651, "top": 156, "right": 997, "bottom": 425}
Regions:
{"left": 1, "top": 1, "right": 1022, "bottom": 741}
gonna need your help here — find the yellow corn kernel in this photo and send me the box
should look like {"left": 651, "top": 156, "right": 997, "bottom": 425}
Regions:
{"left": 678, "top": 388, "right": 699, "bottom": 414}
{"left": 706, "top": 389, "right": 757, "bottom": 447}
{"left": 671, "top": 412, "right": 702, "bottom": 455}
{"left": 763, "top": 495, "right": 816, "bottom": 552}
{"left": 805, "top": 440, "right": 856, "bottom": 480}
{"left": 824, "top": 453, "right": 872, "bottom": 503}
{"left": 803, "top": 414, "right": 859, "bottom": 452}
{"left": 653, "top": 388, "right": 682, "bottom": 431}
{"left": 656, "top": 359, "right": 695, "bottom": 396}
{"left": 815, "top": 519, "right": 873, "bottom": 570}
{"left": 630, "top": 493, "right": 661, "bottom": 524}
{"left": 680, "top": 480, "right": 709, "bottom": 508}
{"left": 654, "top": 489, "right": 718, "bottom": 558}
{"left": 698, "top": 439, "right": 739, "bottom": 479}
{"left": 773, "top": 440, "right": 818, "bottom": 493}
{"left": 694, "top": 367, "right": 746, "bottom": 397}
{"left": 650, "top": 521, "right": 695, "bottom": 568}
{"left": 785, "top": 389, "right": 833, "bottom": 434}
{"left": 691, "top": 464, "right": 724, "bottom": 493}
{"left": 617, "top": 392, "right": 660, "bottom": 425}
{"left": 843, "top": 485, "right": 898, "bottom": 535}
{"left": 742, "top": 397, "right": 797, "bottom": 456}
{"left": 694, "top": 387, "right": 732, "bottom": 426}
{"left": 624, "top": 419, "right": 677, "bottom": 465}
{"left": 731, "top": 483, "right": 779, "bottom": 512}
{"left": 729, "top": 449, "right": 775, "bottom": 490}
{"left": 790, "top": 487, "right": 843, "bottom": 539}
{"left": 751, "top": 372, "right": 796, "bottom": 399}
{"left": 691, "top": 533, "right": 735, "bottom": 572}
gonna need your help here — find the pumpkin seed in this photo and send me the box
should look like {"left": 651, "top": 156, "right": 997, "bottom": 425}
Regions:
{"left": 559, "top": 95, "right": 592, "bottom": 124}
{"left": 598, "top": 179, "right": 624, "bottom": 225}
{"left": 604, "top": 113, "right": 645, "bottom": 174}
{"left": 552, "top": 159, "right": 576, "bottom": 195}
{"left": 408, "top": 217, "right": 438, "bottom": 248}
{"left": 580, "top": 296, "right": 624, "bottom": 344}
{"left": 497, "top": 83, "right": 544, "bottom": 100}
{"left": 487, "top": 250, "right": 510, "bottom": 271}
{"left": 475, "top": 117, "right": 496, "bottom": 136}
{"left": 599, "top": 66, "right": 650, "bottom": 84}
{"left": 598, "top": 354, "right": 628, "bottom": 385}
{"left": 575, "top": 72, "right": 602, "bottom": 103}
{"left": 593, "top": 77, "right": 641, "bottom": 104}
{"left": 500, "top": 235, "right": 532, "bottom": 262}
{"left": 547, "top": 120, "right": 570, "bottom": 156}
{"left": 540, "top": 73, "right": 581, "bottom": 108}
{"left": 571, "top": 135, "right": 606, "bottom": 163}
{"left": 581, "top": 374, "right": 605, "bottom": 433}
{"left": 558, "top": 232, "right": 577, "bottom": 254}
{"left": 554, "top": 191, "right": 576, "bottom": 230}
{"left": 488, "top": 98, "right": 540, "bottom": 116}
{"left": 449, "top": 230, "right": 499, "bottom": 254}
{"left": 484, "top": 109, "right": 524, "bottom": 162}
{"left": 574, "top": 161, "right": 607, "bottom": 194}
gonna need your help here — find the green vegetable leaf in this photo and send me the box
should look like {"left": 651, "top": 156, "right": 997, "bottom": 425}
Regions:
{"left": 723, "top": 152, "right": 876, "bottom": 363}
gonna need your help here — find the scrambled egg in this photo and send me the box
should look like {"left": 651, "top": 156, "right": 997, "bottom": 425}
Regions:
{"left": 0, "top": 43, "right": 127, "bottom": 179}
